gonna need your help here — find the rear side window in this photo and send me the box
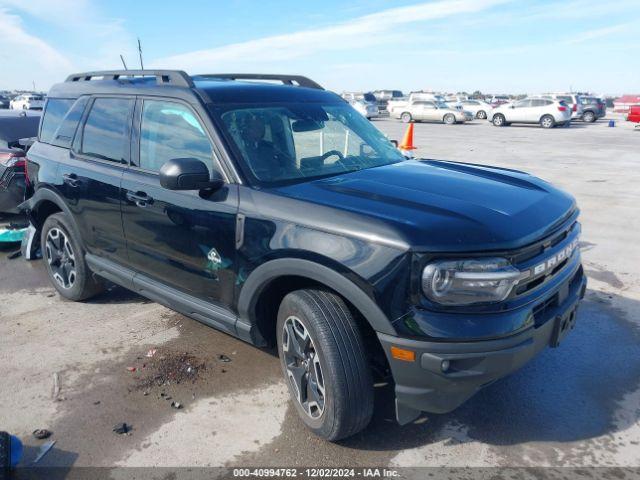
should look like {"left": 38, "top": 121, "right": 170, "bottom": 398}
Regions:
{"left": 40, "top": 99, "right": 74, "bottom": 143}
{"left": 50, "top": 97, "right": 89, "bottom": 147}
{"left": 139, "top": 100, "right": 213, "bottom": 172}
{"left": 81, "top": 98, "right": 134, "bottom": 162}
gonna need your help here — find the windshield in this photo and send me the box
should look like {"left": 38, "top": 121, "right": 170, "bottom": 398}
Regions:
{"left": 211, "top": 102, "right": 405, "bottom": 186}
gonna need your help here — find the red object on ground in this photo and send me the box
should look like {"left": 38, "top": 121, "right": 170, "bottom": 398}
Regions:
{"left": 399, "top": 123, "right": 417, "bottom": 151}
{"left": 627, "top": 105, "right": 640, "bottom": 123}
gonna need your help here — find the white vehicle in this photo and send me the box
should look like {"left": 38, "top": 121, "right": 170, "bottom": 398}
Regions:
{"left": 10, "top": 94, "right": 45, "bottom": 110}
{"left": 533, "top": 93, "right": 583, "bottom": 120}
{"left": 341, "top": 92, "right": 380, "bottom": 119}
{"left": 395, "top": 100, "right": 466, "bottom": 124}
{"left": 489, "top": 98, "right": 571, "bottom": 128}
{"left": 455, "top": 99, "right": 493, "bottom": 120}
{"left": 387, "top": 92, "right": 446, "bottom": 116}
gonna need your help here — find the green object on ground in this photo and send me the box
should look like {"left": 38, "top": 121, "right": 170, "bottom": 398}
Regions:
{"left": 0, "top": 228, "right": 26, "bottom": 242}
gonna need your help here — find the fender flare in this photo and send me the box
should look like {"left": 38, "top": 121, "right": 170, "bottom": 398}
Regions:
{"left": 20, "top": 188, "right": 83, "bottom": 242}
{"left": 237, "top": 258, "right": 397, "bottom": 337}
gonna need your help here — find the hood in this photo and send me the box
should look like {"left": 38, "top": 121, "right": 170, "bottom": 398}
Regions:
{"left": 274, "top": 160, "right": 576, "bottom": 252}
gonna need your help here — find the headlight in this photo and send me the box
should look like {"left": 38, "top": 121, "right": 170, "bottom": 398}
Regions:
{"left": 422, "top": 257, "right": 522, "bottom": 306}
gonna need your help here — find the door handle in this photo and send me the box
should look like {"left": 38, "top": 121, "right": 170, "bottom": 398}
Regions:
{"left": 126, "top": 191, "right": 154, "bottom": 208}
{"left": 62, "top": 173, "right": 80, "bottom": 188}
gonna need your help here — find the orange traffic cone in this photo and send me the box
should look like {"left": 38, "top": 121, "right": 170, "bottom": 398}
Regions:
{"left": 399, "top": 122, "right": 417, "bottom": 151}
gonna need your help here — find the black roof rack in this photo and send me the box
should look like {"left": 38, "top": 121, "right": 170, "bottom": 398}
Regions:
{"left": 194, "top": 73, "right": 323, "bottom": 90}
{"left": 65, "top": 70, "right": 194, "bottom": 88}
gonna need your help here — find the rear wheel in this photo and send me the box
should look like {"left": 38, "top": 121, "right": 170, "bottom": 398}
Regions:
{"left": 492, "top": 114, "right": 506, "bottom": 126}
{"left": 400, "top": 112, "right": 412, "bottom": 123}
{"left": 276, "top": 289, "right": 374, "bottom": 441}
{"left": 583, "top": 111, "right": 596, "bottom": 123}
{"left": 41, "top": 213, "right": 104, "bottom": 301}
{"left": 476, "top": 110, "right": 487, "bottom": 119}
{"left": 540, "top": 115, "right": 555, "bottom": 129}
{"left": 443, "top": 113, "right": 456, "bottom": 125}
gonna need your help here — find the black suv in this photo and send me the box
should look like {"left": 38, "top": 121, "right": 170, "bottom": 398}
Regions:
{"left": 22, "top": 70, "right": 586, "bottom": 441}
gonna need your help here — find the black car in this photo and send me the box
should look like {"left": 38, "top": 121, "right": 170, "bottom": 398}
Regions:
{"left": 0, "top": 112, "right": 40, "bottom": 213}
{"left": 22, "top": 70, "right": 587, "bottom": 441}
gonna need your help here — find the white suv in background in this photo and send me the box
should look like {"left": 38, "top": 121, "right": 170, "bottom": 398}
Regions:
{"left": 534, "top": 93, "right": 583, "bottom": 120}
{"left": 341, "top": 92, "right": 380, "bottom": 119}
{"left": 489, "top": 98, "right": 572, "bottom": 128}
{"left": 10, "top": 94, "right": 45, "bottom": 110}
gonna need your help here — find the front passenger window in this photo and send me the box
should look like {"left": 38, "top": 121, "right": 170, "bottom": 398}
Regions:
{"left": 139, "top": 100, "right": 214, "bottom": 172}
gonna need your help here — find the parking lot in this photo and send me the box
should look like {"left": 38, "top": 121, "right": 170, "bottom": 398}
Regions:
{"left": 1, "top": 114, "right": 639, "bottom": 468}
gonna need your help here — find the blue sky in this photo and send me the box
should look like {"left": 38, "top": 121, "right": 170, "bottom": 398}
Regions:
{"left": 1, "top": 0, "right": 638, "bottom": 95}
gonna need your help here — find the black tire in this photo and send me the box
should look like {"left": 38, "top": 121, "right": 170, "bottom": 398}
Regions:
{"left": 0, "top": 431, "right": 10, "bottom": 468}
{"left": 400, "top": 112, "right": 412, "bottom": 123}
{"left": 492, "top": 114, "right": 506, "bottom": 126}
{"left": 443, "top": 113, "right": 456, "bottom": 125}
{"left": 41, "top": 212, "right": 104, "bottom": 301}
{"left": 276, "top": 289, "right": 374, "bottom": 441}
{"left": 476, "top": 110, "right": 487, "bottom": 119}
{"left": 540, "top": 114, "right": 555, "bottom": 129}
{"left": 583, "top": 110, "right": 596, "bottom": 123}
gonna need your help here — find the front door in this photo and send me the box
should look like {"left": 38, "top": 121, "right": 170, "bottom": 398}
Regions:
{"left": 121, "top": 98, "right": 238, "bottom": 308}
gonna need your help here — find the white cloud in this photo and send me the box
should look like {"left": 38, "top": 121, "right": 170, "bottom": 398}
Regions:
{"left": 152, "top": 0, "right": 511, "bottom": 72}
{"left": 565, "top": 23, "right": 632, "bottom": 44}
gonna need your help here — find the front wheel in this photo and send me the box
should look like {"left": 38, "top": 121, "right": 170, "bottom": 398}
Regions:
{"left": 492, "top": 114, "right": 506, "bottom": 126}
{"left": 400, "top": 112, "right": 412, "bottom": 123}
{"left": 476, "top": 110, "right": 487, "bottom": 119}
{"left": 583, "top": 111, "right": 596, "bottom": 123}
{"left": 540, "top": 115, "right": 555, "bottom": 129}
{"left": 277, "top": 289, "right": 374, "bottom": 441}
{"left": 443, "top": 113, "right": 456, "bottom": 124}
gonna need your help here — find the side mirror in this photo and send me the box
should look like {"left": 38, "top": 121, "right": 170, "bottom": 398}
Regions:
{"left": 390, "top": 140, "right": 399, "bottom": 148}
{"left": 159, "top": 158, "right": 224, "bottom": 191}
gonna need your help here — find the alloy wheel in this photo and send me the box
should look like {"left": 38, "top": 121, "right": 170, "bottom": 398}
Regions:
{"left": 45, "top": 227, "right": 77, "bottom": 289}
{"left": 541, "top": 116, "right": 554, "bottom": 128}
{"left": 282, "top": 316, "right": 326, "bottom": 419}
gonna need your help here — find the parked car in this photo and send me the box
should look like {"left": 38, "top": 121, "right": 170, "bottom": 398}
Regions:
{"left": 489, "top": 95, "right": 510, "bottom": 107}
{"left": 0, "top": 95, "right": 11, "bottom": 109}
{"left": 341, "top": 92, "right": 379, "bottom": 119}
{"left": 0, "top": 112, "right": 41, "bottom": 213}
{"left": 10, "top": 94, "right": 45, "bottom": 111}
{"left": 534, "top": 93, "right": 583, "bottom": 121}
{"left": 579, "top": 96, "right": 606, "bottom": 122}
{"left": 395, "top": 100, "right": 467, "bottom": 124}
{"left": 626, "top": 105, "right": 640, "bottom": 126}
{"left": 489, "top": 98, "right": 572, "bottom": 128}
{"left": 372, "top": 90, "right": 403, "bottom": 115}
{"left": 22, "top": 70, "right": 586, "bottom": 441}
{"left": 456, "top": 99, "right": 493, "bottom": 119}
{"left": 387, "top": 92, "right": 446, "bottom": 117}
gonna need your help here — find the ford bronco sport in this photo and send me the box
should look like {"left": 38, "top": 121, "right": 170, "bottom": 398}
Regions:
{"left": 21, "top": 70, "right": 586, "bottom": 441}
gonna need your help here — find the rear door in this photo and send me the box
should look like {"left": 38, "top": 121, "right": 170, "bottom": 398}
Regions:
{"left": 121, "top": 97, "right": 238, "bottom": 308}
{"left": 508, "top": 99, "right": 533, "bottom": 122}
{"left": 59, "top": 96, "right": 133, "bottom": 264}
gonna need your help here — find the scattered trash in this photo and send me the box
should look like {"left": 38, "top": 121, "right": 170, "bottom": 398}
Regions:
{"left": 113, "top": 423, "right": 131, "bottom": 435}
{"left": 136, "top": 352, "right": 205, "bottom": 390}
{"left": 32, "top": 429, "right": 52, "bottom": 440}
{"left": 126, "top": 367, "right": 137, "bottom": 373}
{"left": 52, "top": 372, "right": 60, "bottom": 401}
{"left": 171, "top": 401, "right": 182, "bottom": 410}
{"left": 93, "top": 401, "right": 101, "bottom": 405}
{"left": 7, "top": 250, "right": 21, "bottom": 260}
{"left": 33, "top": 441, "right": 55, "bottom": 464}
{"left": 143, "top": 391, "right": 149, "bottom": 396}
{"left": 145, "top": 349, "right": 157, "bottom": 358}
{"left": 218, "top": 354, "right": 231, "bottom": 363}
{"left": 0, "top": 227, "right": 27, "bottom": 243}
{"left": 608, "top": 120, "right": 616, "bottom": 127}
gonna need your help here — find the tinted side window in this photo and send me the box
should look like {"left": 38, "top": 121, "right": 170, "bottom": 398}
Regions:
{"left": 40, "top": 99, "right": 74, "bottom": 143}
{"left": 139, "top": 100, "right": 213, "bottom": 172}
{"left": 531, "top": 99, "right": 551, "bottom": 107}
{"left": 81, "top": 98, "right": 133, "bottom": 162}
{"left": 50, "top": 97, "right": 89, "bottom": 148}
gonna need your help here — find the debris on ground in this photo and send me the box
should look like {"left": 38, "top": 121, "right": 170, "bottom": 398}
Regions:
{"left": 32, "top": 429, "right": 52, "bottom": 440}
{"left": 136, "top": 351, "right": 205, "bottom": 390}
{"left": 6, "top": 250, "right": 21, "bottom": 259}
{"left": 33, "top": 441, "right": 55, "bottom": 464}
{"left": 170, "top": 401, "right": 182, "bottom": 410}
{"left": 217, "top": 354, "right": 231, "bottom": 363}
{"left": 51, "top": 372, "right": 60, "bottom": 400}
{"left": 145, "top": 349, "right": 157, "bottom": 358}
{"left": 126, "top": 367, "right": 137, "bottom": 373}
{"left": 113, "top": 423, "right": 131, "bottom": 435}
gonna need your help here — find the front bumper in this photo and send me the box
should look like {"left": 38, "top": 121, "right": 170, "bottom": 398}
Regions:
{"left": 378, "top": 264, "right": 587, "bottom": 424}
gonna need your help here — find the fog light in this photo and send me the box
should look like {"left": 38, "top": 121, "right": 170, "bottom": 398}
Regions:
{"left": 441, "top": 359, "right": 450, "bottom": 372}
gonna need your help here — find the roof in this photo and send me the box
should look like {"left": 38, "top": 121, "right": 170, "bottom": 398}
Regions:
{"left": 48, "top": 70, "right": 341, "bottom": 105}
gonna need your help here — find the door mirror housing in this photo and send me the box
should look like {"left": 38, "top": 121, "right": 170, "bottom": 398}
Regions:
{"left": 159, "top": 158, "right": 224, "bottom": 191}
